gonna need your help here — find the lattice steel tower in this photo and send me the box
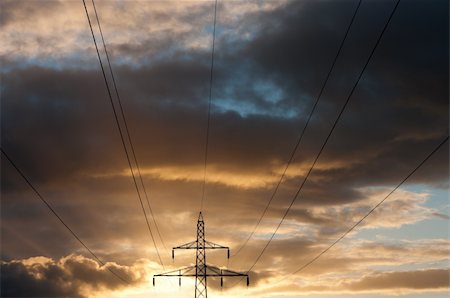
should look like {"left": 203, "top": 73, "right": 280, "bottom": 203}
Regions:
{"left": 153, "top": 212, "right": 249, "bottom": 297}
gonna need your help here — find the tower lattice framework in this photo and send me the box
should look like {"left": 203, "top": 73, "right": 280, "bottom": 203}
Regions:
{"left": 153, "top": 212, "right": 249, "bottom": 298}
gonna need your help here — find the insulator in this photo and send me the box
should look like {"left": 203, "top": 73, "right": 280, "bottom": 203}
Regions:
{"left": 227, "top": 249, "right": 230, "bottom": 259}
{"left": 247, "top": 276, "right": 249, "bottom": 287}
{"left": 153, "top": 277, "right": 155, "bottom": 287}
{"left": 172, "top": 249, "right": 175, "bottom": 260}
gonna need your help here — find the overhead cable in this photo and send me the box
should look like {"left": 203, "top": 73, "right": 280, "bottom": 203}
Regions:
{"left": 236, "top": 0, "right": 401, "bottom": 280}
{"left": 277, "top": 135, "right": 449, "bottom": 282}
{"left": 0, "top": 148, "right": 131, "bottom": 285}
{"left": 81, "top": 0, "right": 165, "bottom": 269}
{"left": 200, "top": 0, "right": 219, "bottom": 212}
{"left": 89, "top": 0, "right": 169, "bottom": 253}
{"left": 232, "top": 0, "right": 363, "bottom": 258}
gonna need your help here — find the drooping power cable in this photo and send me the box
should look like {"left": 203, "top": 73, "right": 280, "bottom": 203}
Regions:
{"left": 233, "top": 0, "right": 401, "bottom": 283}
{"left": 200, "top": 0, "right": 219, "bottom": 212}
{"left": 232, "top": 0, "right": 363, "bottom": 258}
{"left": 89, "top": 0, "right": 169, "bottom": 253}
{"left": 81, "top": 0, "right": 165, "bottom": 269}
{"left": 277, "top": 135, "right": 449, "bottom": 283}
{"left": 1, "top": 148, "right": 131, "bottom": 285}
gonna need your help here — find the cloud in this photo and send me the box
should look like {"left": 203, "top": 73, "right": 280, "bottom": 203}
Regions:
{"left": 341, "top": 268, "right": 450, "bottom": 292}
{"left": 237, "top": 188, "right": 438, "bottom": 248}
{"left": 240, "top": 239, "right": 450, "bottom": 295}
{"left": 432, "top": 212, "right": 450, "bottom": 220}
{"left": 226, "top": 237, "right": 450, "bottom": 288}
{"left": 0, "top": 0, "right": 288, "bottom": 69}
{"left": 0, "top": 255, "right": 148, "bottom": 298}
{"left": 2, "top": 0, "right": 447, "bottom": 194}
{"left": 0, "top": 1, "right": 448, "bottom": 297}
{"left": 257, "top": 268, "right": 450, "bottom": 296}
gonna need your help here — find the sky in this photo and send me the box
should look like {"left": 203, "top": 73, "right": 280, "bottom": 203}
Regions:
{"left": 0, "top": 0, "right": 449, "bottom": 297}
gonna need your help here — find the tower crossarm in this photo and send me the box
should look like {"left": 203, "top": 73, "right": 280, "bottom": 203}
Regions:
{"left": 153, "top": 264, "right": 249, "bottom": 287}
{"left": 207, "top": 266, "right": 249, "bottom": 286}
{"left": 154, "top": 265, "right": 196, "bottom": 277}
{"left": 153, "top": 265, "right": 196, "bottom": 287}
{"left": 172, "top": 240, "right": 230, "bottom": 259}
{"left": 173, "top": 240, "right": 197, "bottom": 250}
{"left": 205, "top": 240, "right": 229, "bottom": 250}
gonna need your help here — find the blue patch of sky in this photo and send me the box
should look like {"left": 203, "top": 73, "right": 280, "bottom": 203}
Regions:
{"left": 213, "top": 97, "right": 298, "bottom": 118}
{"left": 213, "top": 77, "right": 300, "bottom": 118}
{"left": 356, "top": 217, "right": 448, "bottom": 241}
{"left": 253, "top": 80, "right": 283, "bottom": 104}
{"left": 403, "top": 184, "right": 449, "bottom": 211}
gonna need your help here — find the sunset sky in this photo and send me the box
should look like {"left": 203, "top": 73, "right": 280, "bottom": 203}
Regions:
{"left": 1, "top": 0, "right": 449, "bottom": 297}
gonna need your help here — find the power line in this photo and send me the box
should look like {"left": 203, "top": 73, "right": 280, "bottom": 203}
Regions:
{"left": 200, "top": 0, "right": 218, "bottom": 212}
{"left": 0, "top": 148, "right": 131, "bottom": 285}
{"left": 235, "top": 0, "right": 401, "bottom": 279}
{"left": 89, "top": 0, "right": 168, "bottom": 253}
{"left": 81, "top": 0, "right": 165, "bottom": 269}
{"left": 231, "top": 0, "right": 363, "bottom": 258}
{"left": 278, "top": 135, "right": 449, "bottom": 282}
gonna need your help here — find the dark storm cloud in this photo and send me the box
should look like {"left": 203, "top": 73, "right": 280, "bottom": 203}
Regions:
{"left": 0, "top": 255, "right": 144, "bottom": 298}
{"left": 234, "top": 0, "right": 448, "bottom": 180}
{"left": 2, "top": 0, "right": 447, "bottom": 190}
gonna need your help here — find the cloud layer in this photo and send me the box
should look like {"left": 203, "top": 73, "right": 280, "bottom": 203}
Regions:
{"left": 1, "top": 255, "right": 147, "bottom": 298}
{"left": 1, "top": 0, "right": 448, "bottom": 297}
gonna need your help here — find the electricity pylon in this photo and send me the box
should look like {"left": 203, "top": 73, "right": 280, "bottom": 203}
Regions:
{"left": 153, "top": 212, "right": 249, "bottom": 297}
